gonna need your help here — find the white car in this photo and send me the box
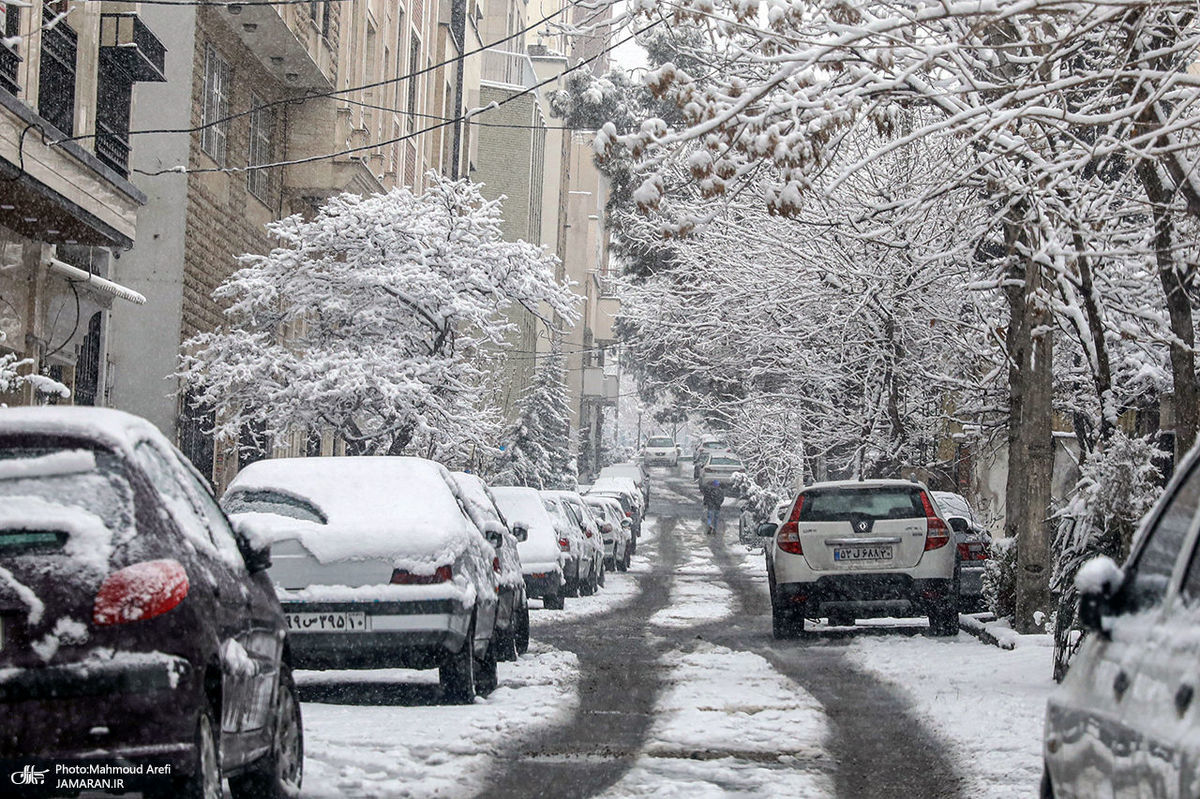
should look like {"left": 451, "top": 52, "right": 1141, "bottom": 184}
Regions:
{"left": 642, "top": 436, "right": 679, "bottom": 467}
{"left": 698, "top": 452, "right": 744, "bottom": 488}
{"left": 584, "top": 494, "right": 633, "bottom": 572}
{"left": 491, "top": 485, "right": 570, "bottom": 610}
{"left": 543, "top": 490, "right": 607, "bottom": 593}
{"left": 588, "top": 476, "right": 645, "bottom": 550}
{"left": 597, "top": 463, "right": 650, "bottom": 509}
{"left": 932, "top": 490, "right": 990, "bottom": 612}
{"left": 540, "top": 491, "right": 596, "bottom": 597}
{"left": 222, "top": 456, "right": 503, "bottom": 703}
{"left": 759, "top": 479, "right": 959, "bottom": 637}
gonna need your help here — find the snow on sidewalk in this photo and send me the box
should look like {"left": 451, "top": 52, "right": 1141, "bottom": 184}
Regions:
{"left": 846, "top": 631, "right": 1055, "bottom": 798}
{"left": 600, "top": 642, "right": 834, "bottom": 798}
{"left": 298, "top": 643, "right": 579, "bottom": 798}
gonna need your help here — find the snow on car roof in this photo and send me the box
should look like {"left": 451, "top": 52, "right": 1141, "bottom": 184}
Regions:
{"left": 490, "top": 486, "right": 564, "bottom": 565}
{"left": 226, "top": 456, "right": 478, "bottom": 567}
{"left": 0, "top": 407, "right": 170, "bottom": 455}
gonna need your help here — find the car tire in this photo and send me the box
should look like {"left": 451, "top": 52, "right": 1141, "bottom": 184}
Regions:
{"left": 476, "top": 635, "right": 499, "bottom": 697}
{"left": 495, "top": 619, "right": 518, "bottom": 662}
{"left": 772, "top": 601, "right": 804, "bottom": 640}
{"left": 514, "top": 602, "right": 530, "bottom": 654}
{"left": 155, "top": 706, "right": 221, "bottom": 799}
{"left": 564, "top": 578, "right": 579, "bottom": 598}
{"left": 617, "top": 550, "right": 628, "bottom": 572}
{"left": 928, "top": 597, "right": 960, "bottom": 637}
{"left": 229, "top": 668, "right": 303, "bottom": 799}
{"left": 543, "top": 591, "right": 565, "bottom": 610}
{"left": 440, "top": 619, "right": 477, "bottom": 704}
{"left": 598, "top": 562, "right": 606, "bottom": 588}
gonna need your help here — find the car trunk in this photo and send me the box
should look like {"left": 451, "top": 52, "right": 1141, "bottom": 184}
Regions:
{"left": 795, "top": 486, "right": 931, "bottom": 571}
{"left": 268, "top": 538, "right": 397, "bottom": 590}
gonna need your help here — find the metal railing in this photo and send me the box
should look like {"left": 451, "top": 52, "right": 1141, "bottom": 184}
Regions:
{"left": 481, "top": 49, "right": 537, "bottom": 90}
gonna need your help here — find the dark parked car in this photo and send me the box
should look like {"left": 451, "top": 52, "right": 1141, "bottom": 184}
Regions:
{"left": 0, "top": 407, "right": 301, "bottom": 799}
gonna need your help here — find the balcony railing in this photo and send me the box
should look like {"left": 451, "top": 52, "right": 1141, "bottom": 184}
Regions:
{"left": 481, "top": 49, "right": 537, "bottom": 90}
{"left": 100, "top": 13, "right": 167, "bottom": 82}
{"left": 0, "top": 6, "right": 20, "bottom": 96}
{"left": 95, "top": 117, "right": 131, "bottom": 176}
{"left": 38, "top": 7, "right": 78, "bottom": 135}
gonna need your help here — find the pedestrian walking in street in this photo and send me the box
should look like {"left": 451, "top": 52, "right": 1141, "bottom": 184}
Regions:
{"left": 701, "top": 481, "right": 725, "bottom": 535}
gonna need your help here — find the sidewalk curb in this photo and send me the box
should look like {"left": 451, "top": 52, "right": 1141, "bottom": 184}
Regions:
{"left": 958, "top": 614, "right": 1015, "bottom": 650}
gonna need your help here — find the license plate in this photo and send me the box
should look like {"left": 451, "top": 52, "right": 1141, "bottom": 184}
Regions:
{"left": 833, "top": 546, "right": 893, "bottom": 562}
{"left": 285, "top": 612, "right": 368, "bottom": 633}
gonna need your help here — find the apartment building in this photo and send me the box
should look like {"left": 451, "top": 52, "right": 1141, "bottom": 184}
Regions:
{"left": 0, "top": 0, "right": 165, "bottom": 406}
{"left": 109, "top": 0, "right": 470, "bottom": 485}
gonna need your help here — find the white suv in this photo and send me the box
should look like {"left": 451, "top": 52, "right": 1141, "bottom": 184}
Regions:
{"left": 643, "top": 436, "right": 679, "bottom": 467}
{"left": 759, "top": 479, "right": 959, "bottom": 637}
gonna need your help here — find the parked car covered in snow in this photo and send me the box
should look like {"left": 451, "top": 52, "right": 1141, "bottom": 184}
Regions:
{"left": 543, "top": 490, "right": 606, "bottom": 594}
{"left": 448, "top": 472, "right": 530, "bottom": 660}
{"left": 598, "top": 463, "right": 650, "bottom": 509}
{"left": 588, "top": 476, "right": 645, "bottom": 550}
{"left": 491, "top": 486, "right": 569, "bottom": 610}
{"left": 222, "top": 456, "right": 502, "bottom": 703}
{"left": 932, "top": 490, "right": 990, "bottom": 612}
{"left": 0, "top": 408, "right": 302, "bottom": 799}
{"left": 539, "top": 492, "right": 595, "bottom": 597}
{"left": 698, "top": 452, "right": 744, "bottom": 489}
{"left": 1043, "top": 446, "right": 1200, "bottom": 799}
{"left": 584, "top": 494, "right": 632, "bottom": 572}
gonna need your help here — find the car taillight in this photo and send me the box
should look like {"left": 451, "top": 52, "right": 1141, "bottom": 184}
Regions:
{"left": 557, "top": 537, "right": 570, "bottom": 551}
{"left": 776, "top": 495, "right": 806, "bottom": 555}
{"left": 625, "top": 511, "right": 632, "bottom": 518}
{"left": 957, "top": 542, "right": 989, "bottom": 561}
{"left": 93, "top": 560, "right": 189, "bottom": 626}
{"left": 492, "top": 556, "right": 501, "bottom": 572}
{"left": 585, "top": 529, "right": 594, "bottom": 538}
{"left": 391, "top": 565, "right": 453, "bottom": 585}
{"left": 920, "top": 492, "right": 951, "bottom": 551}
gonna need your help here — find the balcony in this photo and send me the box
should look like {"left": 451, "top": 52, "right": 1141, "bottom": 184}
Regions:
{"left": 582, "top": 367, "right": 618, "bottom": 403}
{"left": 217, "top": 2, "right": 334, "bottom": 89}
{"left": 99, "top": 13, "right": 167, "bottom": 82}
{"left": 38, "top": 7, "right": 77, "bottom": 136}
{"left": 481, "top": 49, "right": 538, "bottom": 90}
{"left": 593, "top": 295, "right": 620, "bottom": 343}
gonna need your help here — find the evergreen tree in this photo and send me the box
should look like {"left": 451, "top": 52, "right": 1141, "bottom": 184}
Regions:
{"left": 494, "top": 348, "right": 575, "bottom": 490}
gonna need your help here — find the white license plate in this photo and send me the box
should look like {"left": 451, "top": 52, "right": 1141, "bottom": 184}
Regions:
{"left": 833, "top": 546, "right": 893, "bottom": 562}
{"left": 285, "top": 612, "right": 368, "bottom": 633}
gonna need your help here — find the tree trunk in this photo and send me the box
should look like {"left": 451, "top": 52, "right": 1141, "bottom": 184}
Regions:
{"left": 1002, "top": 215, "right": 1055, "bottom": 634}
{"left": 1138, "top": 160, "right": 1199, "bottom": 463}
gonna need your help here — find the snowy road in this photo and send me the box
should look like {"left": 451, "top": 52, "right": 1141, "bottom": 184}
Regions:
{"left": 275, "top": 465, "right": 1053, "bottom": 799}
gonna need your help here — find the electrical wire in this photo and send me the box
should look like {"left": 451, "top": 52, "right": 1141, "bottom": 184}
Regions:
{"left": 133, "top": 17, "right": 664, "bottom": 176}
{"left": 50, "top": 0, "right": 599, "bottom": 148}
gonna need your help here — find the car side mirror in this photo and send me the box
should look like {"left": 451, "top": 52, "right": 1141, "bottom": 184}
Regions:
{"left": 621, "top": 518, "right": 631, "bottom": 529}
{"left": 229, "top": 518, "right": 273, "bottom": 574}
{"left": 482, "top": 519, "right": 505, "bottom": 549}
{"left": 757, "top": 522, "right": 778, "bottom": 538}
{"left": 949, "top": 518, "right": 970, "bottom": 534}
{"left": 511, "top": 522, "right": 529, "bottom": 542}
{"left": 1077, "top": 556, "right": 1125, "bottom": 637}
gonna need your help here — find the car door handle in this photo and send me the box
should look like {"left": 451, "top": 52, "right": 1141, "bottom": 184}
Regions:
{"left": 1114, "top": 670, "right": 1130, "bottom": 700}
{"left": 1176, "top": 684, "right": 1194, "bottom": 715}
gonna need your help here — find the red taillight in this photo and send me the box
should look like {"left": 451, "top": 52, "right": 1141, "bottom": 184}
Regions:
{"left": 957, "top": 542, "right": 989, "bottom": 561}
{"left": 391, "top": 565, "right": 453, "bottom": 585}
{"left": 93, "top": 560, "right": 189, "bottom": 626}
{"left": 492, "top": 556, "right": 501, "bottom": 572}
{"left": 557, "top": 537, "right": 570, "bottom": 551}
{"left": 585, "top": 529, "right": 594, "bottom": 538}
{"left": 920, "top": 492, "right": 950, "bottom": 551}
{"left": 776, "top": 495, "right": 805, "bottom": 555}
{"left": 625, "top": 511, "right": 632, "bottom": 518}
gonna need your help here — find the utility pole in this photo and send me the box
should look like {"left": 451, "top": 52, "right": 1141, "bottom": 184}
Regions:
{"left": 449, "top": 0, "right": 467, "bottom": 180}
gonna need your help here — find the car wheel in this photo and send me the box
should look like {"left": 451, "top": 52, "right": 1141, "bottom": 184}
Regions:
{"left": 157, "top": 706, "right": 221, "bottom": 799}
{"left": 439, "top": 618, "right": 477, "bottom": 704}
{"left": 598, "top": 562, "right": 606, "bottom": 588}
{"left": 580, "top": 574, "right": 595, "bottom": 596}
{"left": 476, "top": 635, "right": 499, "bottom": 697}
{"left": 543, "top": 591, "right": 565, "bottom": 610}
{"left": 229, "top": 668, "right": 303, "bottom": 799}
{"left": 616, "top": 550, "right": 628, "bottom": 572}
{"left": 496, "top": 620, "right": 518, "bottom": 662}
{"left": 515, "top": 602, "right": 530, "bottom": 654}
{"left": 564, "top": 578, "right": 579, "bottom": 598}
{"left": 928, "top": 597, "right": 960, "bottom": 637}
{"left": 772, "top": 601, "right": 804, "bottom": 640}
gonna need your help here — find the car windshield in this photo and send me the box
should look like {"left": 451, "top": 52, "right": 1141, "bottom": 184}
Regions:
{"left": 799, "top": 486, "right": 926, "bottom": 521}
{"left": 647, "top": 437, "right": 674, "bottom": 447}
{"left": 222, "top": 488, "right": 327, "bottom": 524}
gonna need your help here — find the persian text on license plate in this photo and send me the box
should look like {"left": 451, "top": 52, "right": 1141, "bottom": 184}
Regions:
{"left": 833, "top": 546, "right": 893, "bottom": 562}
{"left": 285, "top": 612, "right": 368, "bottom": 632}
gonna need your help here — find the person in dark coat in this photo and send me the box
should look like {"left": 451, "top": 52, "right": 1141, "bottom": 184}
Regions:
{"left": 701, "top": 481, "right": 725, "bottom": 535}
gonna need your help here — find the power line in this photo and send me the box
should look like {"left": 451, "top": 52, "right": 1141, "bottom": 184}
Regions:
{"left": 133, "top": 17, "right": 664, "bottom": 177}
{"left": 337, "top": 95, "right": 588, "bottom": 131}
{"left": 50, "top": 0, "right": 593, "bottom": 148}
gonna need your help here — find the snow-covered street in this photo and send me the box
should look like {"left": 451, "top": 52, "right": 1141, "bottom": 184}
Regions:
{"left": 285, "top": 465, "right": 1053, "bottom": 799}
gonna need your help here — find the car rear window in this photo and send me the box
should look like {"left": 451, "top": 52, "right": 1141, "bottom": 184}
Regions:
{"left": 648, "top": 437, "right": 674, "bottom": 447}
{"left": 799, "top": 487, "right": 926, "bottom": 521}
{"left": 709, "top": 457, "right": 741, "bottom": 467}
{"left": 222, "top": 488, "right": 327, "bottom": 524}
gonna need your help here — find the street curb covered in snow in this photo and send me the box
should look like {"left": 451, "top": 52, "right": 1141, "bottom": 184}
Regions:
{"left": 958, "top": 614, "right": 1016, "bottom": 650}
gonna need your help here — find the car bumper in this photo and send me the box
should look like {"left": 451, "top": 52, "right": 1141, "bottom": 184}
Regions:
{"left": 0, "top": 654, "right": 199, "bottom": 783}
{"left": 281, "top": 599, "right": 472, "bottom": 669}
{"left": 644, "top": 455, "right": 677, "bottom": 466}
{"left": 523, "top": 569, "right": 565, "bottom": 598}
{"left": 776, "top": 574, "right": 956, "bottom": 616}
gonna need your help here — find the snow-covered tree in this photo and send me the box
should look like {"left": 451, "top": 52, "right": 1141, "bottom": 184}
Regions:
{"left": 492, "top": 347, "right": 576, "bottom": 490}
{"left": 0, "top": 332, "right": 70, "bottom": 406}
{"left": 179, "top": 174, "right": 580, "bottom": 457}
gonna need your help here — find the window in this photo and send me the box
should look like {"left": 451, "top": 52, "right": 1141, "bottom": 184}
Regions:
{"left": 798, "top": 487, "right": 926, "bottom": 522}
{"left": 406, "top": 34, "right": 420, "bottom": 130}
{"left": 247, "top": 96, "right": 274, "bottom": 201}
{"left": 1128, "top": 463, "right": 1200, "bottom": 610}
{"left": 309, "top": 0, "right": 330, "bottom": 36}
{"left": 38, "top": 5, "right": 77, "bottom": 135}
{"left": 200, "top": 46, "right": 231, "bottom": 165}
